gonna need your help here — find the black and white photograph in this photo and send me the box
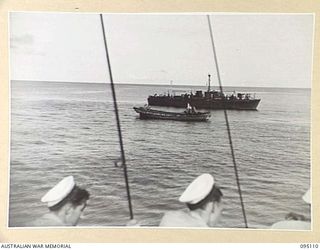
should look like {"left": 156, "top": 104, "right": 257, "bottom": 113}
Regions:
{"left": 9, "top": 12, "right": 313, "bottom": 229}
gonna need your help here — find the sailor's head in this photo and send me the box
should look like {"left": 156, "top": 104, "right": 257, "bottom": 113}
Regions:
{"left": 179, "top": 173, "right": 223, "bottom": 211}
{"left": 271, "top": 188, "right": 311, "bottom": 230}
{"left": 41, "top": 176, "right": 90, "bottom": 226}
{"left": 302, "top": 188, "right": 310, "bottom": 205}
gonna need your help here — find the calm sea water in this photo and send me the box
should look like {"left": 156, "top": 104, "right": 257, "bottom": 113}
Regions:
{"left": 9, "top": 81, "right": 311, "bottom": 228}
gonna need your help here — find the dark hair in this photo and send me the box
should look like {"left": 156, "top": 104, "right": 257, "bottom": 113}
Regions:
{"left": 187, "top": 185, "right": 223, "bottom": 211}
{"left": 49, "top": 186, "right": 90, "bottom": 211}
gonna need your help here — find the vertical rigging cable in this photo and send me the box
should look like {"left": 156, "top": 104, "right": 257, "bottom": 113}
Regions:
{"left": 99, "top": 14, "right": 134, "bottom": 220}
{"left": 207, "top": 15, "right": 248, "bottom": 228}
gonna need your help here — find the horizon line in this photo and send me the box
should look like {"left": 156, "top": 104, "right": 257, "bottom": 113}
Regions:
{"left": 10, "top": 79, "right": 311, "bottom": 90}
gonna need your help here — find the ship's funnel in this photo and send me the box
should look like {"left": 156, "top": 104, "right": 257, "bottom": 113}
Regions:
{"left": 208, "top": 74, "right": 211, "bottom": 92}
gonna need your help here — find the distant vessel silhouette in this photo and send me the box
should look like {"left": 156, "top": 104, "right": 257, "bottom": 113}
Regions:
{"left": 148, "top": 75, "right": 261, "bottom": 110}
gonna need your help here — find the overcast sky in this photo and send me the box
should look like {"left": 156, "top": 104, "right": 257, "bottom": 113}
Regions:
{"left": 10, "top": 12, "right": 314, "bottom": 88}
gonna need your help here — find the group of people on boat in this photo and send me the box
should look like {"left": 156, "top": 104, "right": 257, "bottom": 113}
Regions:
{"left": 152, "top": 91, "right": 254, "bottom": 101}
{"left": 143, "top": 103, "right": 198, "bottom": 115}
{"left": 185, "top": 103, "right": 197, "bottom": 114}
{"left": 30, "top": 173, "right": 310, "bottom": 229}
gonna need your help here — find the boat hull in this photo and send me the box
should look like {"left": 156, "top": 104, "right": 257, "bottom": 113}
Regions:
{"left": 148, "top": 96, "right": 260, "bottom": 110}
{"left": 133, "top": 107, "right": 210, "bottom": 122}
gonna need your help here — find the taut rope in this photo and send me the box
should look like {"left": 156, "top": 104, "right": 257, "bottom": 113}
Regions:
{"left": 99, "top": 14, "right": 134, "bottom": 220}
{"left": 207, "top": 15, "right": 248, "bottom": 228}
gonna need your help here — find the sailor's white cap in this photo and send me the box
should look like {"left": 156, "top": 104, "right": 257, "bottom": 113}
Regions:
{"left": 302, "top": 188, "right": 311, "bottom": 204}
{"left": 41, "top": 176, "right": 75, "bottom": 207}
{"left": 179, "top": 173, "right": 215, "bottom": 204}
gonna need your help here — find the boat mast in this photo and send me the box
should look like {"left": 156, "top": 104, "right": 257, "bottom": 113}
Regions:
{"left": 207, "top": 74, "right": 211, "bottom": 92}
